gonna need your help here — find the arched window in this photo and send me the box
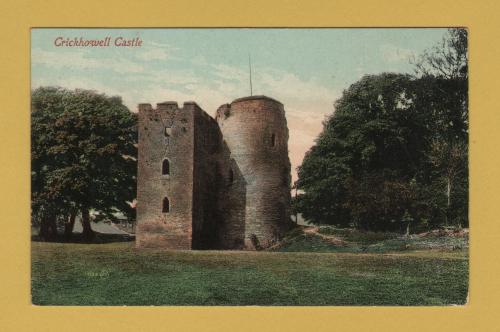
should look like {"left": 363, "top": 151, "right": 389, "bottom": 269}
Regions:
{"left": 162, "top": 159, "right": 170, "bottom": 175}
{"left": 162, "top": 197, "right": 170, "bottom": 213}
{"left": 164, "top": 126, "right": 172, "bottom": 137}
{"left": 271, "top": 133, "right": 276, "bottom": 147}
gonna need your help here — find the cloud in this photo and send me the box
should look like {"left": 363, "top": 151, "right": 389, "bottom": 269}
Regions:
{"left": 380, "top": 44, "right": 416, "bottom": 63}
{"left": 257, "top": 71, "right": 335, "bottom": 104}
{"left": 31, "top": 48, "right": 144, "bottom": 73}
{"left": 152, "top": 69, "right": 200, "bottom": 85}
{"left": 136, "top": 48, "right": 169, "bottom": 61}
{"left": 191, "top": 55, "right": 208, "bottom": 66}
{"left": 149, "top": 41, "right": 176, "bottom": 49}
{"left": 211, "top": 63, "right": 247, "bottom": 82}
{"left": 285, "top": 105, "right": 331, "bottom": 182}
{"left": 288, "top": 128, "right": 321, "bottom": 181}
{"left": 135, "top": 41, "right": 179, "bottom": 61}
{"left": 126, "top": 69, "right": 201, "bottom": 85}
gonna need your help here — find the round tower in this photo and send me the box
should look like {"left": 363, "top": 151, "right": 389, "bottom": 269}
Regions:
{"left": 216, "top": 96, "right": 291, "bottom": 249}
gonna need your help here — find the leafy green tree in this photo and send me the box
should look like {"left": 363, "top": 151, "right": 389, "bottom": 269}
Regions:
{"left": 297, "top": 73, "right": 430, "bottom": 230}
{"left": 413, "top": 28, "right": 469, "bottom": 228}
{"left": 31, "top": 87, "right": 137, "bottom": 241}
{"left": 296, "top": 28, "right": 468, "bottom": 232}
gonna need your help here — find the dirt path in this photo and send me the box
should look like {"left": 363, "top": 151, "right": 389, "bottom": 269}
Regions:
{"left": 303, "top": 226, "right": 348, "bottom": 246}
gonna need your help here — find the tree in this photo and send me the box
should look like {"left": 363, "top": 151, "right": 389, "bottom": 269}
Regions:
{"left": 427, "top": 139, "right": 468, "bottom": 227}
{"left": 297, "top": 73, "right": 430, "bottom": 230}
{"left": 413, "top": 28, "right": 469, "bottom": 228}
{"left": 31, "top": 87, "right": 137, "bottom": 241}
{"left": 296, "top": 29, "right": 468, "bottom": 232}
{"left": 413, "top": 28, "right": 468, "bottom": 80}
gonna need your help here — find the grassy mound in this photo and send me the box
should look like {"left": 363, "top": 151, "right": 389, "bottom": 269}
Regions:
{"left": 273, "top": 226, "right": 469, "bottom": 253}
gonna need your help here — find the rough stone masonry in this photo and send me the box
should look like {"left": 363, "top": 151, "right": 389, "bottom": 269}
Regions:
{"left": 136, "top": 95, "right": 292, "bottom": 250}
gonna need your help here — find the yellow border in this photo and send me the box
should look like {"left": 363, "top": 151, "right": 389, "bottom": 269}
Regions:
{"left": 1, "top": 0, "right": 499, "bottom": 331}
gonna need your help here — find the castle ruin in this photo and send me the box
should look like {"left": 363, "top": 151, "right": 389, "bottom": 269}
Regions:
{"left": 136, "top": 96, "right": 291, "bottom": 250}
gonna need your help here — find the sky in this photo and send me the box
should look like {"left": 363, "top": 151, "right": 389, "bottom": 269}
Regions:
{"left": 31, "top": 28, "right": 448, "bottom": 182}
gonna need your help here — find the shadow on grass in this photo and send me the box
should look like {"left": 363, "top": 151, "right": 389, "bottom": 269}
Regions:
{"left": 31, "top": 232, "right": 135, "bottom": 244}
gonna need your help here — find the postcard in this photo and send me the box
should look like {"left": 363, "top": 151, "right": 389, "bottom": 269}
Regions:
{"left": 29, "top": 28, "right": 468, "bottom": 306}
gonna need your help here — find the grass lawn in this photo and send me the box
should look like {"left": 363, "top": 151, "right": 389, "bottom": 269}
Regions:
{"left": 31, "top": 234, "right": 468, "bottom": 306}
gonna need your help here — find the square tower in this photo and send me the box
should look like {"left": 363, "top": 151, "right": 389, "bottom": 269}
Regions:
{"left": 136, "top": 102, "right": 195, "bottom": 249}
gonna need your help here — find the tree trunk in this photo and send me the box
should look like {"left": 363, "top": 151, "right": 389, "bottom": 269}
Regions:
{"left": 64, "top": 210, "right": 77, "bottom": 240}
{"left": 445, "top": 176, "right": 451, "bottom": 226}
{"left": 447, "top": 177, "right": 451, "bottom": 208}
{"left": 446, "top": 176, "right": 451, "bottom": 226}
{"left": 39, "top": 221, "right": 49, "bottom": 241}
{"left": 39, "top": 213, "right": 58, "bottom": 241}
{"left": 81, "top": 208, "right": 95, "bottom": 241}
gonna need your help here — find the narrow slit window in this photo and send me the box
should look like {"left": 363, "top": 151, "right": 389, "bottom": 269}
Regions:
{"left": 162, "top": 197, "right": 170, "bottom": 213}
{"left": 271, "top": 133, "right": 276, "bottom": 147}
{"left": 229, "top": 169, "right": 234, "bottom": 184}
{"left": 162, "top": 159, "right": 170, "bottom": 175}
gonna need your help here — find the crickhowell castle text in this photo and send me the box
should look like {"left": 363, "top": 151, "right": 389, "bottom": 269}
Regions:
{"left": 136, "top": 96, "right": 292, "bottom": 250}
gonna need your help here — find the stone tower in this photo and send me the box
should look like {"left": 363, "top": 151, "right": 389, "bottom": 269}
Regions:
{"left": 136, "top": 95, "right": 291, "bottom": 250}
{"left": 136, "top": 101, "right": 222, "bottom": 249}
{"left": 136, "top": 102, "right": 194, "bottom": 249}
{"left": 216, "top": 96, "right": 292, "bottom": 249}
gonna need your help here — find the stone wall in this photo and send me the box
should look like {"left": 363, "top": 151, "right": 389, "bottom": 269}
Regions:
{"left": 136, "top": 102, "right": 195, "bottom": 249}
{"left": 191, "top": 104, "right": 223, "bottom": 249}
{"left": 216, "top": 96, "right": 292, "bottom": 249}
{"left": 214, "top": 112, "right": 247, "bottom": 249}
